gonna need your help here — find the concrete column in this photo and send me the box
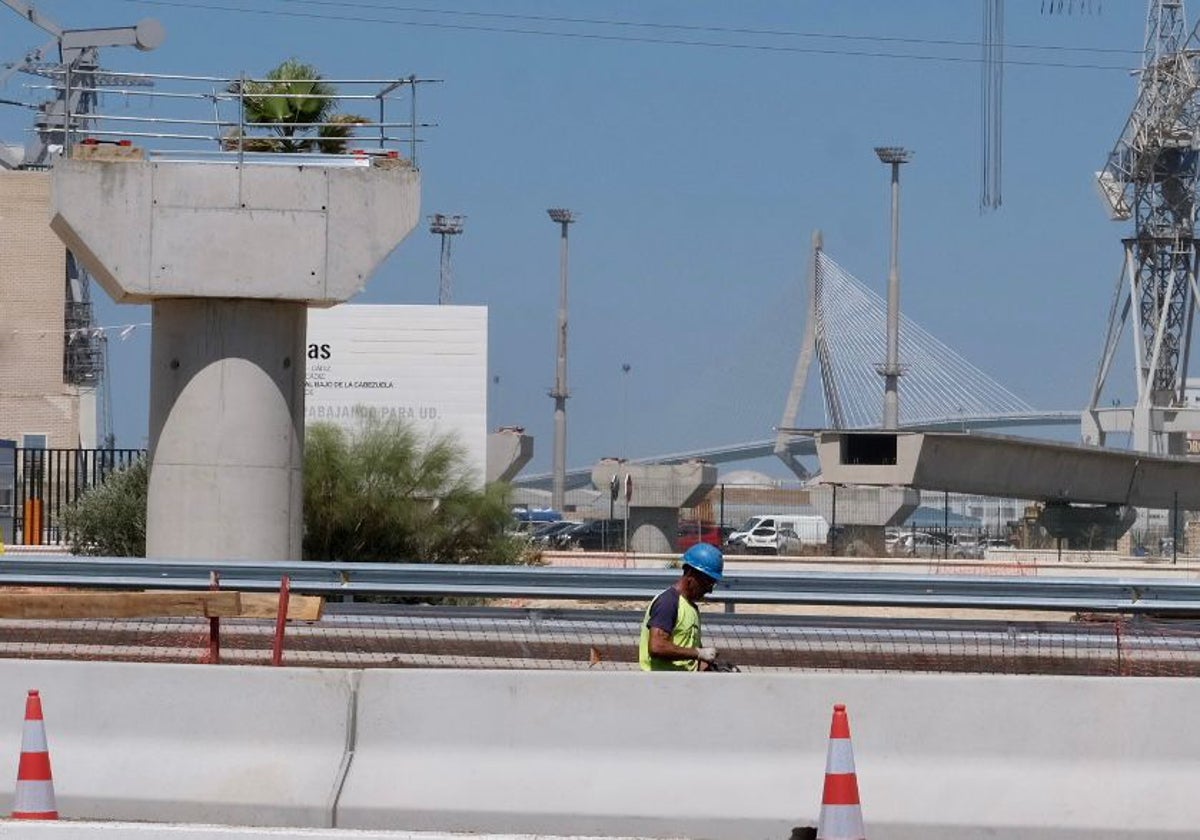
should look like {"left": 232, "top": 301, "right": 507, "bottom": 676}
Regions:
{"left": 148, "top": 299, "right": 305, "bottom": 560}
{"left": 810, "top": 484, "right": 920, "bottom": 555}
{"left": 591, "top": 459, "right": 717, "bottom": 555}
{"left": 630, "top": 508, "right": 681, "bottom": 555}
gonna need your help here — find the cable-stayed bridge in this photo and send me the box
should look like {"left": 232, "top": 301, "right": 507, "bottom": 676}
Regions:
{"left": 517, "top": 237, "right": 1077, "bottom": 490}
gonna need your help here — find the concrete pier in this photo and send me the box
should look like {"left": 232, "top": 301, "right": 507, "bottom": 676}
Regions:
{"left": 51, "top": 155, "right": 420, "bottom": 560}
{"left": 592, "top": 459, "right": 716, "bottom": 554}
{"left": 809, "top": 484, "right": 919, "bottom": 554}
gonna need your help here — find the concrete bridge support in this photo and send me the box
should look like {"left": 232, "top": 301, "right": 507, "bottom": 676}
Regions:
{"left": 51, "top": 156, "right": 421, "bottom": 560}
{"left": 591, "top": 459, "right": 716, "bottom": 554}
{"left": 486, "top": 427, "right": 534, "bottom": 484}
{"left": 809, "top": 484, "right": 919, "bottom": 555}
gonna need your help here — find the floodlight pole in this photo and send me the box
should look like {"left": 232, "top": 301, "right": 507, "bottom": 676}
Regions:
{"left": 875, "top": 146, "right": 912, "bottom": 430}
{"left": 547, "top": 208, "right": 576, "bottom": 512}
{"left": 428, "top": 213, "right": 465, "bottom": 305}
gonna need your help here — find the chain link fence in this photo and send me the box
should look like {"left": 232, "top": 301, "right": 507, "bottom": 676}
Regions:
{"left": 522, "top": 477, "right": 1200, "bottom": 562}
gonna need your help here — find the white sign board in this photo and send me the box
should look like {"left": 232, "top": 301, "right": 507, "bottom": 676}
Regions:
{"left": 306, "top": 305, "right": 488, "bottom": 486}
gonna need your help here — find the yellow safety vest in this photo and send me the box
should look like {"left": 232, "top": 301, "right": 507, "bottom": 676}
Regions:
{"left": 638, "top": 588, "right": 702, "bottom": 672}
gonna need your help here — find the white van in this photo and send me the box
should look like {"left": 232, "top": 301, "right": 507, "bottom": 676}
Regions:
{"left": 728, "top": 513, "right": 829, "bottom": 554}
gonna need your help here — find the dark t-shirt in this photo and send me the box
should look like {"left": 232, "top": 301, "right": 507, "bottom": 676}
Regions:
{"left": 646, "top": 587, "right": 682, "bottom": 633}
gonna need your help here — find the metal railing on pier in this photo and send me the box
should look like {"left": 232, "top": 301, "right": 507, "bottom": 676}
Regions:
{"left": 26, "top": 67, "right": 440, "bottom": 167}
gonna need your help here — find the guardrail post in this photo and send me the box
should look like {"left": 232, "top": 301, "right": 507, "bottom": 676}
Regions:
{"left": 272, "top": 575, "right": 291, "bottom": 666}
{"left": 205, "top": 571, "right": 221, "bottom": 664}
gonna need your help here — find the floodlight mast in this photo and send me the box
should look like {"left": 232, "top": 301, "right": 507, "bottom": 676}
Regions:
{"left": 428, "top": 213, "right": 464, "bottom": 305}
{"left": 874, "top": 145, "right": 911, "bottom": 430}
{"left": 547, "top": 207, "right": 576, "bottom": 512}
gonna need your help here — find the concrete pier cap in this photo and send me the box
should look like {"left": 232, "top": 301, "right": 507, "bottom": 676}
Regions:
{"left": 591, "top": 458, "right": 717, "bottom": 555}
{"left": 486, "top": 426, "right": 534, "bottom": 484}
{"left": 50, "top": 154, "right": 421, "bottom": 560}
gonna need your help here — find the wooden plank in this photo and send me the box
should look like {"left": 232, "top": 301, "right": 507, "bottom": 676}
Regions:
{"left": 238, "top": 593, "right": 325, "bottom": 622}
{"left": 0, "top": 591, "right": 242, "bottom": 620}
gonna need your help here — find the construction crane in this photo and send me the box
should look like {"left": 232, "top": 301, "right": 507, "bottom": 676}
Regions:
{"left": 1, "top": 0, "right": 163, "bottom": 167}
{"left": 1085, "top": 0, "right": 1200, "bottom": 456}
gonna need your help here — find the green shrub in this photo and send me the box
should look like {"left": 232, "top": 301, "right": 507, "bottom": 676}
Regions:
{"left": 59, "top": 460, "right": 148, "bottom": 556}
{"left": 60, "top": 418, "right": 535, "bottom": 566}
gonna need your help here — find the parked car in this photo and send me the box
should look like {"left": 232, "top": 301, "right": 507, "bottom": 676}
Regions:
{"left": 741, "top": 524, "right": 805, "bottom": 556}
{"left": 728, "top": 514, "right": 829, "bottom": 550}
{"left": 529, "top": 520, "right": 581, "bottom": 548}
{"left": 890, "top": 532, "right": 977, "bottom": 559}
{"left": 677, "top": 521, "right": 722, "bottom": 551}
{"left": 558, "top": 519, "right": 627, "bottom": 551}
{"left": 774, "top": 527, "right": 806, "bottom": 556}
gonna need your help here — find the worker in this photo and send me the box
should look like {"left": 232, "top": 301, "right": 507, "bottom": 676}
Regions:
{"left": 638, "top": 542, "right": 723, "bottom": 671}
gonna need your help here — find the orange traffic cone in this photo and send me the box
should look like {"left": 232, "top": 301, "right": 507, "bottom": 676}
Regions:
{"left": 816, "top": 703, "right": 864, "bottom": 840}
{"left": 11, "top": 689, "right": 57, "bottom": 820}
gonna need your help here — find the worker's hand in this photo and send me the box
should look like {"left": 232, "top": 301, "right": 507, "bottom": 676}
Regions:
{"left": 696, "top": 646, "right": 718, "bottom": 664}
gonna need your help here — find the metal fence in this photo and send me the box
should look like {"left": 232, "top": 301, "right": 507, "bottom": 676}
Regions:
{"left": 522, "top": 477, "right": 1200, "bottom": 561}
{"left": 4, "top": 449, "right": 144, "bottom": 547}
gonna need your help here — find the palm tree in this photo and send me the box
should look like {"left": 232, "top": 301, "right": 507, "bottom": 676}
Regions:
{"left": 224, "top": 58, "right": 368, "bottom": 154}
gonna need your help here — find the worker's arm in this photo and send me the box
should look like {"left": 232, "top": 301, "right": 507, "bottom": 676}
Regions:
{"left": 648, "top": 627, "right": 715, "bottom": 665}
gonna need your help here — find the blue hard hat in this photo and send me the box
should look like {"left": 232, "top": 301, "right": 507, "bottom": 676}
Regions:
{"left": 682, "top": 542, "right": 724, "bottom": 582}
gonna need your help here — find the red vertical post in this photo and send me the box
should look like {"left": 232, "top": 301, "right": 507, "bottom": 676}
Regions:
{"left": 206, "top": 570, "right": 221, "bottom": 665}
{"left": 272, "top": 575, "right": 291, "bottom": 667}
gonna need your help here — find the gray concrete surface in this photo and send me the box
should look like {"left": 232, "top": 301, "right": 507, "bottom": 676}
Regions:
{"left": 147, "top": 299, "right": 305, "bottom": 560}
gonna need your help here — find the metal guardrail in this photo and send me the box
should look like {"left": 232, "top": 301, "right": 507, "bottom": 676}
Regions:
{"left": 3, "top": 557, "right": 1200, "bottom": 614}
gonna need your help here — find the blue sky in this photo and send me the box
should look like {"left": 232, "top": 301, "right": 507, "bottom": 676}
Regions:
{"left": 0, "top": 1, "right": 1152, "bottom": 477}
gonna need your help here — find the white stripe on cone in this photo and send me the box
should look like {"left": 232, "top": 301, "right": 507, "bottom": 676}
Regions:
{"left": 818, "top": 804, "right": 865, "bottom": 840}
{"left": 21, "top": 720, "right": 48, "bottom": 752}
{"left": 825, "top": 739, "right": 856, "bottom": 773}
{"left": 13, "top": 780, "right": 56, "bottom": 816}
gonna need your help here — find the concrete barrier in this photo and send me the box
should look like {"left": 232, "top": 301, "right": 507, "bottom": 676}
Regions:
{"left": 0, "top": 823, "right": 654, "bottom": 839}
{"left": 3, "top": 661, "right": 1200, "bottom": 838}
{"left": 338, "top": 669, "right": 811, "bottom": 838}
{"left": 340, "top": 670, "right": 1200, "bottom": 840}
{"left": 0, "top": 660, "right": 355, "bottom": 826}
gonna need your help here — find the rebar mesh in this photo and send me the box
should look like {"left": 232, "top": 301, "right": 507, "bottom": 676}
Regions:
{"left": 4, "top": 608, "right": 1200, "bottom": 677}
